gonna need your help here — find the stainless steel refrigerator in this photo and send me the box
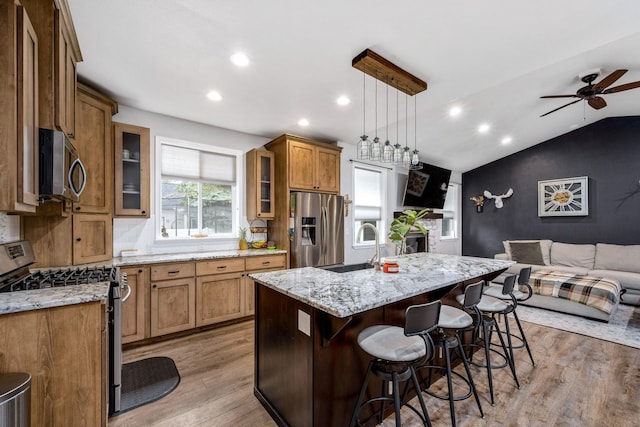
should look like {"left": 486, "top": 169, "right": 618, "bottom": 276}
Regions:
{"left": 290, "top": 192, "right": 344, "bottom": 268}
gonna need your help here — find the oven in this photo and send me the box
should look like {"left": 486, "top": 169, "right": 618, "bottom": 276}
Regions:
{"left": 0, "top": 240, "right": 128, "bottom": 415}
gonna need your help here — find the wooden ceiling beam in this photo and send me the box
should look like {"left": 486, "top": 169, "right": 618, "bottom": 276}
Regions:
{"left": 352, "top": 49, "right": 427, "bottom": 96}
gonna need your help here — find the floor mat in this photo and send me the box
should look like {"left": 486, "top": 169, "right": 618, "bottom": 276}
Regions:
{"left": 116, "top": 356, "right": 180, "bottom": 415}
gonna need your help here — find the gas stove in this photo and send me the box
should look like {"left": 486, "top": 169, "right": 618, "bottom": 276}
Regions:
{"left": 0, "top": 240, "right": 118, "bottom": 293}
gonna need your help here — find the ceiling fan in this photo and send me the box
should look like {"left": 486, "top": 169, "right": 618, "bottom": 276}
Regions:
{"left": 540, "top": 69, "right": 640, "bottom": 117}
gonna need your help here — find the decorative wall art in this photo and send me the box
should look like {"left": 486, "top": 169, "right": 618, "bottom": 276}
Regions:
{"left": 470, "top": 195, "right": 485, "bottom": 213}
{"left": 483, "top": 188, "right": 513, "bottom": 208}
{"left": 538, "top": 176, "right": 588, "bottom": 216}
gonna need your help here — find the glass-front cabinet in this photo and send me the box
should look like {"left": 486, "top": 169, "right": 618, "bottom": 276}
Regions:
{"left": 114, "top": 122, "right": 150, "bottom": 217}
{"left": 246, "top": 149, "right": 275, "bottom": 219}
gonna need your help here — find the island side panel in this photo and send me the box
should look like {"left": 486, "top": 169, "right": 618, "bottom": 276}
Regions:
{"left": 255, "top": 284, "right": 313, "bottom": 427}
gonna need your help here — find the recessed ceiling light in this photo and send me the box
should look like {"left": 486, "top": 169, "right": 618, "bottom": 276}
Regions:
{"left": 206, "top": 90, "right": 223, "bottom": 101}
{"left": 449, "top": 106, "right": 462, "bottom": 117}
{"left": 230, "top": 52, "right": 249, "bottom": 67}
{"left": 501, "top": 136, "right": 512, "bottom": 145}
{"left": 336, "top": 96, "right": 351, "bottom": 106}
{"left": 298, "top": 118, "right": 310, "bottom": 127}
{"left": 478, "top": 123, "right": 491, "bottom": 134}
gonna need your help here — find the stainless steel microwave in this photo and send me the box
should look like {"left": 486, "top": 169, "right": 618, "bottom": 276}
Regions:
{"left": 39, "top": 128, "right": 86, "bottom": 202}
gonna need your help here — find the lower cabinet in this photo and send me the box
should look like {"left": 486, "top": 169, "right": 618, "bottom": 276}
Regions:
{"left": 121, "top": 266, "right": 149, "bottom": 344}
{"left": 124, "top": 254, "right": 286, "bottom": 343}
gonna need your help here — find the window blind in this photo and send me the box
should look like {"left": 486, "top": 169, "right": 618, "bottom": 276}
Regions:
{"left": 161, "top": 144, "right": 236, "bottom": 183}
{"left": 354, "top": 167, "right": 382, "bottom": 220}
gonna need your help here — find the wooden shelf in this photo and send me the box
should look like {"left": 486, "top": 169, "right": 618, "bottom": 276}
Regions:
{"left": 352, "top": 49, "right": 427, "bottom": 96}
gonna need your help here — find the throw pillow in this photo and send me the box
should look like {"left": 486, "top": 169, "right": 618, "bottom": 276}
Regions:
{"left": 503, "top": 240, "right": 552, "bottom": 265}
{"left": 509, "top": 242, "right": 545, "bottom": 265}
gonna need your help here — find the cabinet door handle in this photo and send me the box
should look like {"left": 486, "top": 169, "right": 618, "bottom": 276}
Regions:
{"left": 262, "top": 261, "right": 271, "bottom": 265}
{"left": 217, "top": 266, "right": 227, "bottom": 270}
{"left": 168, "top": 270, "right": 180, "bottom": 275}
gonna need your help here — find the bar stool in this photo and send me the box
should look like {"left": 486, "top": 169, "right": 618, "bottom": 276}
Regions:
{"left": 483, "top": 267, "right": 535, "bottom": 366}
{"left": 417, "top": 281, "right": 484, "bottom": 427}
{"left": 350, "top": 300, "right": 440, "bottom": 427}
{"left": 456, "top": 280, "right": 520, "bottom": 406}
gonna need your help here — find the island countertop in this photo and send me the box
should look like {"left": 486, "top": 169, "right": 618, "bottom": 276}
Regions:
{"left": 250, "top": 252, "right": 513, "bottom": 318}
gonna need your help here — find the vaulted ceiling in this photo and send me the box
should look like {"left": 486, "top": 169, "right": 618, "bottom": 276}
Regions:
{"left": 68, "top": 0, "right": 640, "bottom": 172}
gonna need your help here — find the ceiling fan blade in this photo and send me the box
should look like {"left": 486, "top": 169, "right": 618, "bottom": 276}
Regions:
{"left": 588, "top": 96, "right": 607, "bottom": 110}
{"left": 540, "top": 95, "right": 580, "bottom": 99}
{"left": 540, "top": 99, "right": 582, "bottom": 117}
{"left": 603, "top": 80, "right": 640, "bottom": 94}
{"left": 593, "top": 69, "right": 627, "bottom": 92}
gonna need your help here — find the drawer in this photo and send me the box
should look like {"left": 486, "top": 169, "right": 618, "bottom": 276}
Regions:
{"left": 196, "top": 258, "right": 245, "bottom": 276}
{"left": 245, "top": 254, "right": 286, "bottom": 271}
{"left": 150, "top": 262, "right": 195, "bottom": 281}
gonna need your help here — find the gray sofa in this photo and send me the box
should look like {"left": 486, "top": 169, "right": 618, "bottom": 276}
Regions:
{"left": 494, "top": 240, "right": 639, "bottom": 321}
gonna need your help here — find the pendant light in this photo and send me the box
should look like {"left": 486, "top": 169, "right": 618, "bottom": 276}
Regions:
{"left": 402, "top": 90, "right": 412, "bottom": 168}
{"left": 382, "top": 77, "right": 394, "bottom": 162}
{"left": 356, "top": 64, "right": 371, "bottom": 159}
{"left": 408, "top": 94, "right": 422, "bottom": 170}
{"left": 393, "top": 85, "right": 403, "bottom": 164}
{"left": 369, "top": 72, "right": 381, "bottom": 161}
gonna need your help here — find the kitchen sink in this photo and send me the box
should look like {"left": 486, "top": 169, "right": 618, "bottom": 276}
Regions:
{"left": 322, "top": 263, "right": 374, "bottom": 273}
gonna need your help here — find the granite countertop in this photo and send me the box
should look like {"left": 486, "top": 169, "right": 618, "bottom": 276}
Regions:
{"left": 250, "top": 253, "right": 514, "bottom": 318}
{"left": 0, "top": 283, "right": 110, "bottom": 315}
{"left": 113, "top": 248, "right": 287, "bottom": 267}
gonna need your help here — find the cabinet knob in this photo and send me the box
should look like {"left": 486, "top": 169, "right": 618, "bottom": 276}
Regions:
{"left": 76, "top": 237, "right": 81, "bottom": 242}
{"left": 138, "top": 269, "right": 143, "bottom": 273}
{"left": 141, "top": 211, "right": 146, "bottom": 214}
{"left": 152, "top": 284, "right": 157, "bottom": 289}
{"left": 75, "top": 207, "right": 81, "bottom": 211}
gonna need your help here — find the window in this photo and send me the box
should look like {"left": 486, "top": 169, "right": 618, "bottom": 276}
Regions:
{"left": 441, "top": 183, "right": 459, "bottom": 239}
{"left": 353, "top": 165, "right": 386, "bottom": 245}
{"left": 157, "top": 137, "right": 241, "bottom": 239}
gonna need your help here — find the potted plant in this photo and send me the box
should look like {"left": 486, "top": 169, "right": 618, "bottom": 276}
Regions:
{"left": 238, "top": 227, "right": 248, "bottom": 250}
{"left": 388, "top": 208, "right": 431, "bottom": 254}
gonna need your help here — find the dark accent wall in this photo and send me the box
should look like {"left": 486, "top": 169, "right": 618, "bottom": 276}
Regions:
{"left": 462, "top": 116, "right": 640, "bottom": 258}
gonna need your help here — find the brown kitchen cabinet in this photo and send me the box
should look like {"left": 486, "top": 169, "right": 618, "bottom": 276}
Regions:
{"left": 114, "top": 122, "right": 150, "bottom": 217}
{"left": 246, "top": 149, "right": 275, "bottom": 220}
{"left": 196, "top": 258, "right": 245, "bottom": 325}
{"left": 287, "top": 139, "right": 341, "bottom": 193}
{"left": 54, "top": 7, "right": 81, "bottom": 138}
{"left": 73, "top": 83, "right": 117, "bottom": 214}
{"left": 0, "top": 3, "right": 39, "bottom": 213}
{"left": 73, "top": 213, "right": 113, "bottom": 264}
{"left": 244, "top": 253, "right": 287, "bottom": 315}
{"left": 150, "top": 262, "right": 196, "bottom": 337}
{"left": 121, "top": 266, "right": 150, "bottom": 344}
{"left": 0, "top": 301, "right": 107, "bottom": 427}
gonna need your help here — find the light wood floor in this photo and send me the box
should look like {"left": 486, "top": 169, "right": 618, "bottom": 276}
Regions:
{"left": 107, "top": 319, "right": 640, "bottom": 427}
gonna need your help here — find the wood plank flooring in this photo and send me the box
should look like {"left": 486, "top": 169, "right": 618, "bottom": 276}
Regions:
{"left": 107, "top": 318, "right": 640, "bottom": 427}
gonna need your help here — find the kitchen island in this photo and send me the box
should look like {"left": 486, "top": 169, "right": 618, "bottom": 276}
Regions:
{"left": 250, "top": 253, "right": 513, "bottom": 427}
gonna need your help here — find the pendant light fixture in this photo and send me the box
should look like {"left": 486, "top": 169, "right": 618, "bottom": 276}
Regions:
{"left": 369, "top": 72, "right": 381, "bottom": 161}
{"left": 351, "top": 49, "right": 428, "bottom": 167}
{"left": 393, "top": 85, "right": 403, "bottom": 164}
{"left": 382, "top": 78, "right": 394, "bottom": 162}
{"left": 408, "top": 94, "right": 422, "bottom": 170}
{"left": 356, "top": 64, "right": 370, "bottom": 159}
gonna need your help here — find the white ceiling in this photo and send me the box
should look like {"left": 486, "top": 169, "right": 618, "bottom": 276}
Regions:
{"left": 67, "top": 0, "right": 640, "bottom": 173}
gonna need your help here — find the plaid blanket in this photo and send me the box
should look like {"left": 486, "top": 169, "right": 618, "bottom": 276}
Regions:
{"left": 528, "top": 271, "right": 621, "bottom": 314}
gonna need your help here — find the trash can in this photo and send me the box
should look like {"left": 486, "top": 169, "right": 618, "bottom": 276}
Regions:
{"left": 0, "top": 373, "right": 31, "bottom": 427}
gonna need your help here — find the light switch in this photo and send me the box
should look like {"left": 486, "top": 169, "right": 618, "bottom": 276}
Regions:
{"left": 298, "top": 309, "right": 311, "bottom": 336}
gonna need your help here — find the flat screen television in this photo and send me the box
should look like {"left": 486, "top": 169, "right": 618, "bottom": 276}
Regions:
{"left": 401, "top": 163, "right": 452, "bottom": 209}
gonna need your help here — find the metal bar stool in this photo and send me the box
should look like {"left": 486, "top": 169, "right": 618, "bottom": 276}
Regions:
{"left": 350, "top": 300, "right": 440, "bottom": 427}
{"left": 416, "top": 281, "right": 484, "bottom": 427}
{"left": 483, "top": 267, "right": 535, "bottom": 366}
{"left": 456, "top": 280, "right": 520, "bottom": 406}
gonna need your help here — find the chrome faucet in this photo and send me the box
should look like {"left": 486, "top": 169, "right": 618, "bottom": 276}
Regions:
{"left": 357, "top": 223, "right": 381, "bottom": 270}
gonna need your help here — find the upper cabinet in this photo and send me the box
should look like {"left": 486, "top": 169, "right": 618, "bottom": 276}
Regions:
{"left": 246, "top": 149, "right": 275, "bottom": 219}
{"left": 54, "top": 6, "right": 81, "bottom": 139}
{"left": 266, "top": 134, "right": 342, "bottom": 194}
{"left": 0, "top": 3, "right": 39, "bottom": 213}
{"left": 114, "top": 122, "right": 150, "bottom": 217}
{"left": 73, "top": 83, "right": 117, "bottom": 214}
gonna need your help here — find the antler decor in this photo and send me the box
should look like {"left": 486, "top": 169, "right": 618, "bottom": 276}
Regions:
{"left": 484, "top": 188, "right": 514, "bottom": 209}
{"left": 470, "top": 195, "right": 485, "bottom": 213}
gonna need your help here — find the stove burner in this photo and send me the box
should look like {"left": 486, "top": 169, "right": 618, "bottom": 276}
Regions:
{"left": 4, "top": 266, "right": 118, "bottom": 292}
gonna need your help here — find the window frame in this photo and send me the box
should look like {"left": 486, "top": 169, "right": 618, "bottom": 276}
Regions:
{"left": 352, "top": 163, "right": 387, "bottom": 247}
{"left": 155, "top": 136, "right": 243, "bottom": 242}
{"left": 441, "top": 182, "right": 459, "bottom": 240}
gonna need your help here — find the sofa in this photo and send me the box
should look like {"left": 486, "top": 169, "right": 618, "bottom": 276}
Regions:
{"left": 493, "top": 240, "right": 639, "bottom": 321}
